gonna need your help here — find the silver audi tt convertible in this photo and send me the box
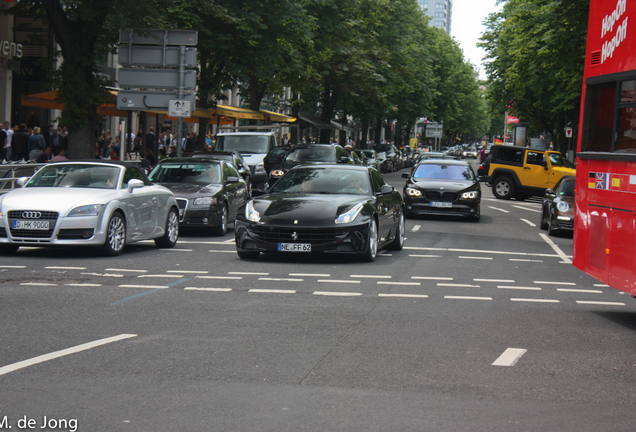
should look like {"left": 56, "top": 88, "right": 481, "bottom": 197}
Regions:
{"left": 0, "top": 160, "right": 179, "bottom": 255}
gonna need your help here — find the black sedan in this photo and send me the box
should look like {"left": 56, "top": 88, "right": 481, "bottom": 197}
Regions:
{"left": 235, "top": 165, "right": 405, "bottom": 261}
{"left": 268, "top": 143, "right": 352, "bottom": 185}
{"left": 402, "top": 159, "right": 481, "bottom": 221}
{"left": 190, "top": 150, "right": 252, "bottom": 196}
{"left": 540, "top": 175, "right": 575, "bottom": 236}
{"left": 148, "top": 158, "right": 249, "bottom": 235}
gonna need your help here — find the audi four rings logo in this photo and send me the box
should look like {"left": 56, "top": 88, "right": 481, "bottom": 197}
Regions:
{"left": 291, "top": 232, "right": 299, "bottom": 241}
{"left": 21, "top": 211, "right": 42, "bottom": 219}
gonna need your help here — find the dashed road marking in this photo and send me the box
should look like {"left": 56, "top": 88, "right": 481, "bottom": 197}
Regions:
{"left": 576, "top": 300, "right": 625, "bottom": 306}
{"left": 45, "top": 266, "right": 86, "bottom": 270}
{"left": 197, "top": 275, "right": 242, "bottom": 280}
{"left": 409, "top": 254, "right": 442, "bottom": 258}
{"left": 20, "top": 282, "right": 57, "bottom": 286}
{"left": 379, "top": 294, "right": 428, "bottom": 298}
{"left": 475, "top": 279, "right": 515, "bottom": 283}
{"left": 534, "top": 280, "right": 576, "bottom": 286}
{"left": 444, "top": 296, "right": 492, "bottom": 301}
{"left": 520, "top": 218, "right": 536, "bottom": 227}
{"left": 557, "top": 288, "right": 602, "bottom": 294}
{"left": 411, "top": 225, "right": 421, "bottom": 232}
{"left": 258, "top": 277, "right": 304, "bottom": 282}
{"left": 230, "top": 271, "right": 269, "bottom": 275}
{"left": 318, "top": 279, "right": 361, "bottom": 284}
{"left": 106, "top": 268, "right": 147, "bottom": 273}
{"left": 169, "top": 270, "right": 208, "bottom": 274}
{"left": 138, "top": 274, "right": 184, "bottom": 278}
{"left": 249, "top": 289, "right": 296, "bottom": 294}
{"left": 65, "top": 283, "right": 102, "bottom": 287}
{"left": 185, "top": 287, "right": 231, "bottom": 292}
{"left": 459, "top": 256, "right": 493, "bottom": 260}
{"left": 513, "top": 205, "right": 540, "bottom": 213}
{"left": 489, "top": 206, "right": 510, "bottom": 213}
{"left": 209, "top": 250, "right": 237, "bottom": 253}
{"left": 0, "top": 265, "right": 27, "bottom": 269}
{"left": 438, "top": 283, "right": 480, "bottom": 288}
{"left": 314, "top": 291, "right": 362, "bottom": 296}
{"left": 377, "top": 281, "right": 421, "bottom": 286}
{"left": 412, "top": 276, "right": 453, "bottom": 281}
{"left": 290, "top": 273, "right": 330, "bottom": 277}
{"left": 118, "top": 284, "right": 168, "bottom": 289}
{"left": 510, "top": 258, "right": 543, "bottom": 262}
{"left": 510, "top": 298, "right": 559, "bottom": 303}
{"left": 351, "top": 274, "right": 391, "bottom": 279}
{"left": 492, "top": 348, "right": 527, "bottom": 366}
{"left": 498, "top": 285, "right": 541, "bottom": 291}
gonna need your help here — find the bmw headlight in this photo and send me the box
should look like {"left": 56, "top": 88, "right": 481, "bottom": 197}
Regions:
{"left": 557, "top": 201, "right": 570, "bottom": 212}
{"left": 406, "top": 188, "right": 422, "bottom": 197}
{"left": 462, "top": 191, "right": 478, "bottom": 199}
{"left": 245, "top": 200, "right": 261, "bottom": 222}
{"left": 254, "top": 162, "right": 265, "bottom": 174}
{"left": 194, "top": 197, "right": 217, "bottom": 205}
{"left": 68, "top": 204, "right": 103, "bottom": 217}
{"left": 271, "top": 169, "right": 285, "bottom": 178}
{"left": 335, "top": 202, "right": 364, "bottom": 224}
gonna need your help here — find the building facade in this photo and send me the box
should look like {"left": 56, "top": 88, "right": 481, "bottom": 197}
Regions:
{"left": 418, "top": 0, "right": 453, "bottom": 35}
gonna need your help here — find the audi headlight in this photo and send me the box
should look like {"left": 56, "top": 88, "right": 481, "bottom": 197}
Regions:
{"left": 194, "top": 197, "right": 216, "bottom": 206}
{"left": 406, "top": 188, "right": 422, "bottom": 197}
{"left": 254, "top": 162, "right": 265, "bottom": 174}
{"left": 68, "top": 204, "right": 103, "bottom": 217}
{"left": 245, "top": 200, "right": 261, "bottom": 222}
{"left": 335, "top": 202, "right": 364, "bottom": 224}
{"left": 462, "top": 191, "right": 478, "bottom": 199}
{"left": 557, "top": 201, "right": 570, "bottom": 212}
{"left": 271, "top": 169, "right": 285, "bottom": 178}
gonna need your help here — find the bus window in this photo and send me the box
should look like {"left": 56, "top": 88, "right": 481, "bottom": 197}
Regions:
{"left": 580, "top": 81, "right": 616, "bottom": 152}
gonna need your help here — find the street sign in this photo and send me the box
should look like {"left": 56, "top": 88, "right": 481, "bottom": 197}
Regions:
{"left": 118, "top": 68, "right": 197, "bottom": 90}
{"left": 119, "top": 29, "right": 198, "bottom": 46}
{"left": 119, "top": 45, "right": 197, "bottom": 68}
{"left": 169, "top": 100, "right": 192, "bottom": 118}
{"left": 565, "top": 126, "right": 573, "bottom": 138}
{"left": 117, "top": 90, "right": 196, "bottom": 110}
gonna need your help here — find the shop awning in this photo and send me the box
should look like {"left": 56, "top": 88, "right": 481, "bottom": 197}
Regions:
{"left": 260, "top": 109, "right": 296, "bottom": 123}
{"left": 212, "top": 104, "right": 264, "bottom": 120}
{"left": 298, "top": 115, "right": 336, "bottom": 129}
{"left": 21, "top": 90, "right": 130, "bottom": 117}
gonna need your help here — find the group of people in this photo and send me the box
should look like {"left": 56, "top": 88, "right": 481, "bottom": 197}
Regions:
{"left": 1, "top": 119, "right": 68, "bottom": 164}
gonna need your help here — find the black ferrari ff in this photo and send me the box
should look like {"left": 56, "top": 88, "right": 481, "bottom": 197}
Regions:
{"left": 402, "top": 159, "right": 481, "bottom": 221}
{"left": 234, "top": 165, "right": 405, "bottom": 261}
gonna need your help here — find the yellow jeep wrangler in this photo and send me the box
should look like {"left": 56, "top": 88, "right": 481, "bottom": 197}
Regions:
{"left": 484, "top": 146, "right": 575, "bottom": 200}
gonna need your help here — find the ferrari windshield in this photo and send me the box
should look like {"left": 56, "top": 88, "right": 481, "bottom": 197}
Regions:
{"left": 26, "top": 164, "right": 121, "bottom": 189}
{"left": 271, "top": 167, "right": 371, "bottom": 195}
{"left": 413, "top": 163, "right": 474, "bottom": 181}
{"left": 148, "top": 162, "right": 222, "bottom": 184}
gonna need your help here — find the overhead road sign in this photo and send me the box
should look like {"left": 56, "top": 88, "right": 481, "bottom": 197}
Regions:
{"left": 119, "top": 29, "right": 198, "bottom": 46}
{"left": 118, "top": 68, "right": 197, "bottom": 90}
{"left": 118, "top": 45, "right": 197, "bottom": 68}
{"left": 117, "top": 90, "right": 196, "bottom": 110}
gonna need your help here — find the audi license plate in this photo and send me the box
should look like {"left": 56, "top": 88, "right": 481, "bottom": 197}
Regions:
{"left": 12, "top": 220, "right": 49, "bottom": 230}
{"left": 278, "top": 243, "right": 311, "bottom": 252}
{"left": 431, "top": 202, "right": 452, "bottom": 208}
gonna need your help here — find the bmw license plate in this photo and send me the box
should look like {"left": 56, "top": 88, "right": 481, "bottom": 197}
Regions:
{"left": 12, "top": 220, "right": 49, "bottom": 230}
{"left": 278, "top": 243, "right": 311, "bottom": 252}
{"left": 431, "top": 202, "right": 452, "bottom": 208}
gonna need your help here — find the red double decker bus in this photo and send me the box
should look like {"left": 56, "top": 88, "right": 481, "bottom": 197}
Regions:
{"left": 574, "top": 0, "right": 636, "bottom": 295}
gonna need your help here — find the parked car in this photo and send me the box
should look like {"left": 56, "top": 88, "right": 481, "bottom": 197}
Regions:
{"left": 148, "top": 158, "right": 249, "bottom": 235}
{"left": 268, "top": 143, "right": 352, "bottom": 185}
{"left": 358, "top": 149, "right": 381, "bottom": 172}
{"left": 540, "top": 175, "right": 575, "bottom": 236}
{"left": 190, "top": 150, "right": 252, "bottom": 196}
{"left": 262, "top": 145, "right": 292, "bottom": 179}
{"left": 373, "top": 143, "right": 400, "bottom": 171}
{"left": 402, "top": 159, "right": 481, "bottom": 221}
{"left": 376, "top": 151, "right": 392, "bottom": 173}
{"left": 235, "top": 165, "right": 405, "bottom": 261}
{"left": 0, "top": 161, "right": 179, "bottom": 255}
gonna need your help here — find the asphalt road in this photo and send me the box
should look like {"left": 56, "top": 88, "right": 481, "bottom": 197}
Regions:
{"left": 1, "top": 160, "right": 635, "bottom": 431}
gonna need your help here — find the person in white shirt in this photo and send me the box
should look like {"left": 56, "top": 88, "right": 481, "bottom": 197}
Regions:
{"left": 3, "top": 121, "right": 14, "bottom": 161}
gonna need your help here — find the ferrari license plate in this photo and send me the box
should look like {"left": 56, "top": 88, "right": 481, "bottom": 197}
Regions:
{"left": 431, "top": 202, "right": 452, "bottom": 208}
{"left": 278, "top": 243, "right": 311, "bottom": 252}
{"left": 12, "top": 220, "right": 49, "bottom": 230}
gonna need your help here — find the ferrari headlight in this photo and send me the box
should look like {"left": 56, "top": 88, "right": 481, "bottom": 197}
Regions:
{"left": 68, "top": 204, "right": 103, "bottom": 217}
{"left": 462, "top": 191, "right": 478, "bottom": 199}
{"left": 254, "top": 162, "right": 265, "bottom": 174}
{"left": 271, "top": 169, "right": 285, "bottom": 178}
{"left": 406, "top": 188, "right": 422, "bottom": 197}
{"left": 194, "top": 197, "right": 216, "bottom": 205}
{"left": 335, "top": 202, "right": 364, "bottom": 224}
{"left": 557, "top": 201, "right": 570, "bottom": 212}
{"left": 245, "top": 200, "right": 261, "bottom": 222}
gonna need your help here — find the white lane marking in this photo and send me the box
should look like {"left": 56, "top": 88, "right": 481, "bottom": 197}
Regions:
{"left": 489, "top": 206, "right": 510, "bottom": 213}
{"left": 249, "top": 289, "right": 296, "bottom": 294}
{"left": 379, "top": 294, "right": 429, "bottom": 298}
{"left": 459, "top": 256, "right": 493, "bottom": 260}
{"left": 520, "top": 218, "right": 536, "bottom": 227}
{"left": 0, "top": 265, "right": 26, "bottom": 268}
{"left": 510, "top": 258, "right": 543, "bottom": 262}
{"left": 444, "top": 296, "right": 492, "bottom": 301}
{"left": 409, "top": 254, "right": 442, "bottom": 258}
{"left": 81, "top": 272, "right": 124, "bottom": 278}
{"left": 163, "top": 248, "right": 193, "bottom": 252}
{"left": 161, "top": 240, "right": 233, "bottom": 245}
{"left": 351, "top": 274, "right": 392, "bottom": 279}
{"left": 539, "top": 233, "right": 572, "bottom": 263}
{"left": 412, "top": 276, "right": 453, "bottom": 281}
{"left": 184, "top": 287, "right": 231, "bottom": 292}
{"left": 594, "top": 284, "right": 610, "bottom": 287}
{"left": 118, "top": 285, "right": 168, "bottom": 289}
{"left": 230, "top": 271, "right": 269, "bottom": 275}
{"left": 377, "top": 281, "right": 421, "bottom": 286}
{"left": 45, "top": 266, "right": 86, "bottom": 270}
{"left": 168, "top": 270, "right": 208, "bottom": 274}
{"left": 137, "top": 274, "right": 183, "bottom": 278}
{"left": 106, "top": 268, "right": 147, "bottom": 273}
{"left": 65, "top": 283, "right": 102, "bottom": 287}
{"left": 196, "top": 276, "right": 242, "bottom": 280}
{"left": 404, "top": 246, "right": 558, "bottom": 258}
{"left": 313, "top": 291, "right": 362, "bottom": 296}
{"left": 492, "top": 348, "right": 527, "bottom": 367}
{"left": 379, "top": 253, "right": 392, "bottom": 256}
{"left": 576, "top": 301, "right": 625, "bottom": 306}
{"left": 223, "top": 238, "right": 235, "bottom": 243}
{"left": 475, "top": 279, "right": 515, "bottom": 283}
{"left": 318, "top": 279, "right": 361, "bottom": 284}
{"left": 0, "top": 334, "right": 137, "bottom": 376}
{"left": 498, "top": 286, "right": 541, "bottom": 291}
{"left": 412, "top": 225, "right": 421, "bottom": 232}
{"left": 513, "top": 205, "right": 541, "bottom": 213}
{"left": 437, "top": 283, "right": 480, "bottom": 288}
{"left": 258, "top": 277, "right": 304, "bottom": 282}
{"left": 290, "top": 273, "right": 330, "bottom": 277}
{"left": 208, "top": 250, "right": 236, "bottom": 253}
{"left": 19, "top": 282, "right": 57, "bottom": 286}
{"left": 534, "top": 280, "right": 576, "bottom": 286}
{"left": 510, "top": 298, "right": 559, "bottom": 303}
{"left": 557, "top": 288, "right": 603, "bottom": 294}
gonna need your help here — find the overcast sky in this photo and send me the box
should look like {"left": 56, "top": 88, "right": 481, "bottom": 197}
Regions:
{"left": 451, "top": 0, "right": 503, "bottom": 80}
